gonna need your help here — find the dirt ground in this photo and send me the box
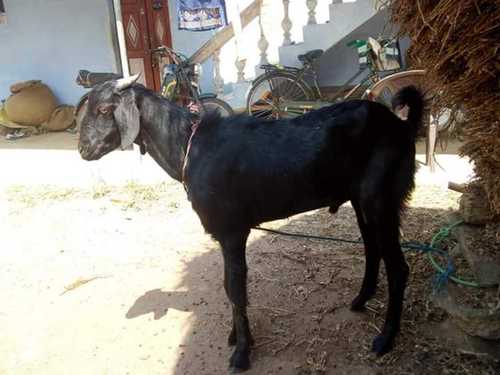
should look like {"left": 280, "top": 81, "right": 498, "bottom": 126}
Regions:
{"left": 1, "top": 180, "right": 499, "bottom": 375}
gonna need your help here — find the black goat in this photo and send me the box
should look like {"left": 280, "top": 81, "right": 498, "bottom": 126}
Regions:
{"left": 78, "top": 75, "right": 424, "bottom": 372}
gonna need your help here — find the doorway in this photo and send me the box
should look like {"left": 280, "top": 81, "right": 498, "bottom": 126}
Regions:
{"left": 120, "top": 0, "right": 172, "bottom": 91}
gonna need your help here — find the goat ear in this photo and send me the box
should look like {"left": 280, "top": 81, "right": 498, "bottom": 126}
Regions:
{"left": 114, "top": 90, "right": 140, "bottom": 150}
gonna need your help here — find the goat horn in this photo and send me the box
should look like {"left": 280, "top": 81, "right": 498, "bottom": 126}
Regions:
{"left": 115, "top": 73, "right": 140, "bottom": 91}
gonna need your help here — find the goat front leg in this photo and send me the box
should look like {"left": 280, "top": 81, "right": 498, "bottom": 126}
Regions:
{"left": 220, "top": 230, "right": 253, "bottom": 372}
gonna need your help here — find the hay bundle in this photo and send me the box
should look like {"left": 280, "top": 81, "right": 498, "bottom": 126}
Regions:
{"left": 389, "top": 0, "right": 500, "bottom": 217}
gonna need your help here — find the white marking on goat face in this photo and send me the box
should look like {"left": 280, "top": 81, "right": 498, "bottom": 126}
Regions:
{"left": 394, "top": 105, "right": 409, "bottom": 121}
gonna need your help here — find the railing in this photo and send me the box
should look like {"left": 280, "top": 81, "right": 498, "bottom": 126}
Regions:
{"left": 189, "top": 0, "right": 263, "bottom": 89}
{"left": 189, "top": 1, "right": 376, "bottom": 96}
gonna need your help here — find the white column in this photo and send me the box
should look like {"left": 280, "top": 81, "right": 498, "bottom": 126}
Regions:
{"left": 306, "top": 0, "right": 318, "bottom": 25}
{"left": 112, "top": 0, "right": 130, "bottom": 77}
{"left": 213, "top": 49, "right": 224, "bottom": 95}
{"left": 258, "top": 15, "right": 269, "bottom": 66}
{"left": 281, "top": 0, "right": 292, "bottom": 46}
{"left": 235, "top": 58, "right": 247, "bottom": 83}
{"left": 232, "top": 2, "right": 246, "bottom": 82}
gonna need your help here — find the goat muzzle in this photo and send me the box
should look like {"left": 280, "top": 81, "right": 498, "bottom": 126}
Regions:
{"left": 78, "top": 144, "right": 94, "bottom": 160}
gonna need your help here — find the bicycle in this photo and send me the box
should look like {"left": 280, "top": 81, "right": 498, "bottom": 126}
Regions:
{"left": 246, "top": 38, "right": 404, "bottom": 119}
{"left": 151, "top": 45, "right": 233, "bottom": 117}
{"left": 75, "top": 45, "right": 233, "bottom": 120}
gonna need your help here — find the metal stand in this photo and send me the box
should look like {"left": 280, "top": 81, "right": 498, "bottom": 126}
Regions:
{"left": 426, "top": 121, "right": 437, "bottom": 172}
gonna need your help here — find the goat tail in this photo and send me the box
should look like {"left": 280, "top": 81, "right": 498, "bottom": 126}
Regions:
{"left": 392, "top": 85, "right": 425, "bottom": 136}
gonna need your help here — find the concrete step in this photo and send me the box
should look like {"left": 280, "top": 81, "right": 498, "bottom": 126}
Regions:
{"left": 328, "top": 0, "right": 375, "bottom": 26}
{"left": 277, "top": 42, "right": 313, "bottom": 68}
{"left": 454, "top": 221, "right": 500, "bottom": 287}
{"left": 0, "top": 132, "right": 170, "bottom": 188}
{"left": 279, "top": 0, "right": 378, "bottom": 67}
{"left": 433, "top": 282, "right": 500, "bottom": 340}
{"left": 303, "top": 0, "right": 377, "bottom": 52}
{"left": 220, "top": 81, "right": 252, "bottom": 112}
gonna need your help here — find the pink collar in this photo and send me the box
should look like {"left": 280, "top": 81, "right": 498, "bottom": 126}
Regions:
{"left": 181, "top": 120, "right": 200, "bottom": 187}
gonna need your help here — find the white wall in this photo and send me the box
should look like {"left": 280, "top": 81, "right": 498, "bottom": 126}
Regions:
{"left": 0, "top": 0, "right": 120, "bottom": 105}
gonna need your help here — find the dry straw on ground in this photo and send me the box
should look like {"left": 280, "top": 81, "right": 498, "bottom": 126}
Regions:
{"left": 389, "top": 0, "right": 500, "bottom": 217}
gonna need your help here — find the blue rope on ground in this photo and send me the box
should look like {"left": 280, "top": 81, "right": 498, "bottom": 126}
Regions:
{"left": 432, "top": 259, "right": 456, "bottom": 292}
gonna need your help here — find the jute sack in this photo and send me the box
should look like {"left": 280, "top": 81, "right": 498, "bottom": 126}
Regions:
{"left": 0, "top": 104, "right": 31, "bottom": 129}
{"left": 5, "top": 80, "right": 58, "bottom": 126}
{"left": 42, "top": 105, "right": 75, "bottom": 131}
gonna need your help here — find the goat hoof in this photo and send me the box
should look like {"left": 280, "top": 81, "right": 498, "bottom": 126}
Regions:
{"left": 350, "top": 295, "right": 368, "bottom": 311}
{"left": 229, "top": 349, "right": 250, "bottom": 372}
{"left": 229, "top": 366, "right": 247, "bottom": 374}
{"left": 228, "top": 328, "right": 237, "bottom": 346}
{"left": 371, "top": 333, "right": 394, "bottom": 356}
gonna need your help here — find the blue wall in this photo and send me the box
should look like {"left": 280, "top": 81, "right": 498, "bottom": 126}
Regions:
{"left": 0, "top": 0, "right": 119, "bottom": 105}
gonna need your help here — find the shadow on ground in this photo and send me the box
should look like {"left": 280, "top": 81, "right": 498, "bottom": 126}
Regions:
{"left": 126, "top": 204, "right": 500, "bottom": 375}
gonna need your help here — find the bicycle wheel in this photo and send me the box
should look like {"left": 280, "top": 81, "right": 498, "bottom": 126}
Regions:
{"left": 200, "top": 97, "right": 234, "bottom": 117}
{"left": 344, "top": 83, "right": 370, "bottom": 101}
{"left": 246, "top": 72, "right": 313, "bottom": 119}
{"left": 365, "top": 70, "right": 458, "bottom": 134}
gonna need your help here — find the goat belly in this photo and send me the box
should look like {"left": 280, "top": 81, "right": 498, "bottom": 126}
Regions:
{"left": 188, "top": 170, "right": 332, "bottom": 234}
{"left": 250, "top": 186, "right": 331, "bottom": 223}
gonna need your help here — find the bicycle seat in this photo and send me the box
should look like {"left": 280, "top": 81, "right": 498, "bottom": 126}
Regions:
{"left": 259, "top": 63, "right": 301, "bottom": 73}
{"left": 298, "top": 49, "right": 324, "bottom": 64}
{"left": 76, "top": 70, "right": 122, "bottom": 88}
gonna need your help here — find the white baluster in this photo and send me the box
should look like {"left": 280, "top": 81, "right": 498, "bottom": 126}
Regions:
{"left": 235, "top": 58, "right": 246, "bottom": 83}
{"left": 281, "top": 0, "right": 292, "bottom": 46}
{"left": 212, "top": 49, "right": 224, "bottom": 96}
{"left": 231, "top": 2, "right": 246, "bottom": 83}
{"left": 258, "top": 15, "right": 269, "bottom": 66}
{"left": 306, "top": 0, "right": 318, "bottom": 25}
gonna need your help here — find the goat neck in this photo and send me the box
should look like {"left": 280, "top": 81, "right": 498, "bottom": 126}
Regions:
{"left": 135, "top": 91, "right": 192, "bottom": 182}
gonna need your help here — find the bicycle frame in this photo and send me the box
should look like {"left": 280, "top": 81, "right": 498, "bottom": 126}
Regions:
{"left": 276, "top": 67, "right": 381, "bottom": 116}
{"left": 153, "top": 46, "right": 203, "bottom": 107}
{"left": 250, "top": 37, "right": 403, "bottom": 118}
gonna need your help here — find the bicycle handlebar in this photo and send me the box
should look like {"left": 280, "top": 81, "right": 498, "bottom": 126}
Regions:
{"left": 150, "top": 45, "right": 190, "bottom": 65}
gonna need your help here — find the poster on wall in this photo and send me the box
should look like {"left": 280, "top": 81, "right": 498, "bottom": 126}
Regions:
{"left": 177, "top": 0, "right": 228, "bottom": 32}
{"left": 0, "top": 0, "right": 6, "bottom": 24}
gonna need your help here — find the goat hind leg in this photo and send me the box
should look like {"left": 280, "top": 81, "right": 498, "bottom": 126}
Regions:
{"left": 228, "top": 318, "right": 254, "bottom": 347}
{"left": 350, "top": 200, "right": 381, "bottom": 311}
{"left": 220, "top": 230, "right": 253, "bottom": 372}
{"left": 371, "top": 223, "right": 409, "bottom": 355}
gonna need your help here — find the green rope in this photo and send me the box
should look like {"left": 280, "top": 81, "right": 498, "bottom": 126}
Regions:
{"left": 253, "top": 220, "right": 482, "bottom": 289}
{"left": 427, "top": 220, "right": 480, "bottom": 288}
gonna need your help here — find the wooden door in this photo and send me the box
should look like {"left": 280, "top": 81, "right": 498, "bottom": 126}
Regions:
{"left": 121, "top": 0, "right": 172, "bottom": 91}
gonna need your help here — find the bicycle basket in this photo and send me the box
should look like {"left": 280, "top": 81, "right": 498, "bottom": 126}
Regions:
{"left": 368, "top": 37, "right": 401, "bottom": 71}
{"left": 347, "top": 39, "right": 369, "bottom": 70}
